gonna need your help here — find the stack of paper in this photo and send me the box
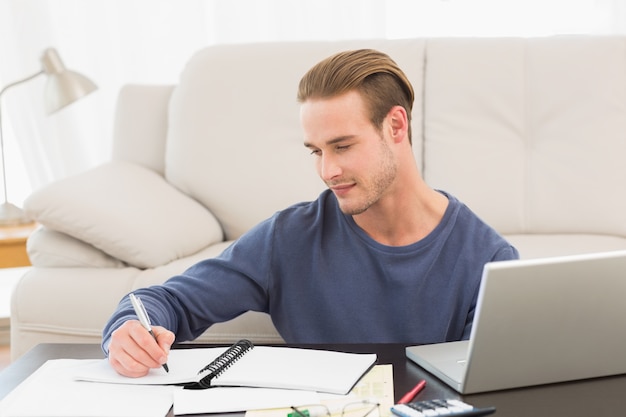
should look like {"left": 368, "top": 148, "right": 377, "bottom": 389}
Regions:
{"left": 0, "top": 346, "right": 380, "bottom": 417}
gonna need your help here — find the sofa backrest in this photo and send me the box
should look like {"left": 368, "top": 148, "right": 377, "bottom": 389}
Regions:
{"left": 112, "top": 84, "right": 175, "bottom": 176}
{"left": 422, "top": 36, "right": 626, "bottom": 237}
{"left": 164, "top": 40, "right": 426, "bottom": 241}
{"left": 113, "top": 37, "right": 626, "bottom": 243}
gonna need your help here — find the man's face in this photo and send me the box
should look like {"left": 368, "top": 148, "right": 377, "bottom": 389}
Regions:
{"left": 301, "top": 91, "right": 398, "bottom": 215}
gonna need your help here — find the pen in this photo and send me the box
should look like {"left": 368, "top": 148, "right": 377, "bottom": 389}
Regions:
{"left": 129, "top": 293, "right": 169, "bottom": 373}
{"left": 398, "top": 379, "right": 426, "bottom": 404}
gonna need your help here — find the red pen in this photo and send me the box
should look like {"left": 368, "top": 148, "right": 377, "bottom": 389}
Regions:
{"left": 398, "top": 380, "right": 427, "bottom": 404}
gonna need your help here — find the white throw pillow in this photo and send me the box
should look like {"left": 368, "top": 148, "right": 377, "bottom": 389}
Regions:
{"left": 27, "top": 226, "right": 127, "bottom": 268}
{"left": 24, "top": 161, "right": 224, "bottom": 269}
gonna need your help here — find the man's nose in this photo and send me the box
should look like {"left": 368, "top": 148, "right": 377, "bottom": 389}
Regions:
{"left": 320, "top": 153, "right": 341, "bottom": 182}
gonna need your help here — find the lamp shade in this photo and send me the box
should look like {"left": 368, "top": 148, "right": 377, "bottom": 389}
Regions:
{"left": 40, "top": 48, "right": 97, "bottom": 114}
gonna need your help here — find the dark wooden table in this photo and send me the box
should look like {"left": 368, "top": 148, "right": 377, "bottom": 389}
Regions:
{"left": 2, "top": 343, "right": 625, "bottom": 416}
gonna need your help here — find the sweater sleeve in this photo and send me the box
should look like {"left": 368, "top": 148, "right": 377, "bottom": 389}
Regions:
{"left": 102, "top": 216, "right": 278, "bottom": 355}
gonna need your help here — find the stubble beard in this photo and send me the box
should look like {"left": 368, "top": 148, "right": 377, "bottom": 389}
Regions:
{"left": 335, "top": 140, "right": 397, "bottom": 216}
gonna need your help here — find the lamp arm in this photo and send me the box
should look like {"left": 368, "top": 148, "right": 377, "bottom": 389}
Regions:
{"left": 0, "top": 70, "right": 45, "bottom": 97}
{"left": 0, "top": 69, "right": 45, "bottom": 204}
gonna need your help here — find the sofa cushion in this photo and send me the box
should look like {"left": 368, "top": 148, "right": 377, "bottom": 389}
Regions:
{"left": 423, "top": 36, "right": 626, "bottom": 236}
{"left": 505, "top": 233, "right": 626, "bottom": 260}
{"left": 112, "top": 84, "right": 175, "bottom": 175}
{"left": 27, "top": 227, "right": 127, "bottom": 268}
{"left": 24, "top": 161, "right": 224, "bottom": 269}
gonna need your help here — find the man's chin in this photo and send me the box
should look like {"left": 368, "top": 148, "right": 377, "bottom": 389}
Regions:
{"left": 337, "top": 201, "right": 369, "bottom": 216}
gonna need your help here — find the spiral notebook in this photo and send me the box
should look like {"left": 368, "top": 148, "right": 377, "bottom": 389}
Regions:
{"left": 76, "top": 340, "right": 377, "bottom": 395}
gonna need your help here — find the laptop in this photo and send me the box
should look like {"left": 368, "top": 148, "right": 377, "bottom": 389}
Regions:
{"left": 406, "top": 250, "right": 626, "bottom": 394}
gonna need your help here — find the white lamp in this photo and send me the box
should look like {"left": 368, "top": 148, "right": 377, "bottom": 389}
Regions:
{"left": 0, "top": 48, "right": 97, "bottom": 226}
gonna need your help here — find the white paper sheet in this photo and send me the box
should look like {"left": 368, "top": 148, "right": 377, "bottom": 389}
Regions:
{"left": 174, "top": 387, "right": 320, "bottom": 415}
{"left": 0, "top": 360, "right": 173, "bottom": 417}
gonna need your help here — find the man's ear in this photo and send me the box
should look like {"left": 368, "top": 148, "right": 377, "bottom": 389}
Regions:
{"left": 388, "top": 106, "right": 409, "bottom": 144}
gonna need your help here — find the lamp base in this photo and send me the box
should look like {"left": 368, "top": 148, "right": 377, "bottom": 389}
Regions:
{"left": 0, "top": 202, "right": 32, "bottom": 226}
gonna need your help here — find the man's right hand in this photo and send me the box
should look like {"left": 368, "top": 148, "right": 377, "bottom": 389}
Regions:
{"left": 107, "top": 320, "right": 175, "bottom": 377}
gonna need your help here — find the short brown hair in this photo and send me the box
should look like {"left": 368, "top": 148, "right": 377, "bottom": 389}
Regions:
{"left": 297, "top": 49, "right": 415, "bottom": 143}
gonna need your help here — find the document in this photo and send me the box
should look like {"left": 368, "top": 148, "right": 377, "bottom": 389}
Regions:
{"left": 0, "top": 360, "right": 173, "bottom": 417}
{"left": 0, "top": 360, "right": 324, "bottom": 417}
{"left": 76, "top": 344, "right": 377, "bottom": 395}
{"left": 0, "top": 353, "right": 384, "bottom": 417}
{"left": 245, "top": 364, "right": 395, "bottom": 417}
{"left": 174, "top": 387, "right": 320, "bottom": 415}
{"left": 349, "top": 364, "right": 394, "bottom": 417}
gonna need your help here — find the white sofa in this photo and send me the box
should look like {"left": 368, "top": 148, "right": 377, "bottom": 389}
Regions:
{"left": 12, "top": 37, "right": 626, "bottom": 360}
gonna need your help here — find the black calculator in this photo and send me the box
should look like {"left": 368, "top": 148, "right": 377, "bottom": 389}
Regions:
{"left": 391, "top": 399, "right": 496, "bottom": 417}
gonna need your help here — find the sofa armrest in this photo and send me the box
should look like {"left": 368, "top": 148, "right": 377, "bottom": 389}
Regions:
{"left": 24, "top": 161, "right": 224, "bottom": 269}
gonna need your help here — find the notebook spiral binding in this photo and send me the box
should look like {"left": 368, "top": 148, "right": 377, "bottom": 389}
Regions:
{"left": 183, "top": 339, "right": 255, "bottom": 389}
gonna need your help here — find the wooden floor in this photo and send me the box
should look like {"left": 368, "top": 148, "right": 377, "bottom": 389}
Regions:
{"left": 0, "top": 344, "right": 11, "bottom": 371}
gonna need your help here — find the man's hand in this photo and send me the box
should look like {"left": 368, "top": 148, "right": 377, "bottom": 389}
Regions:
{"left": 107, "top": 320, "right": 175, "bottom": 377}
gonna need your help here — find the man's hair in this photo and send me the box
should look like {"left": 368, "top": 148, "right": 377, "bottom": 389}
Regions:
{"left": 297, "top": 49, "right": 415, "bottom": 144}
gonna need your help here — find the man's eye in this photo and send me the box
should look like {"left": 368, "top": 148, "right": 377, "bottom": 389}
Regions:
{"left": 309, "top": 149, "right": 321, "bottom": 156}
{"left": 336, "top": 145, "right": 351, "bottom": 152}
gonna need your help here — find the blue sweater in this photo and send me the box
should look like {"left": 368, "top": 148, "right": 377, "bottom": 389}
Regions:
{"left": 102, "top": 190, "right": 518, "bottom": 351}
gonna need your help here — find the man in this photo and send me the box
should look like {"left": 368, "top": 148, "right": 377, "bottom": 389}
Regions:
{"left": 103, "top": 49, "right": 518, "bottom": 377}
